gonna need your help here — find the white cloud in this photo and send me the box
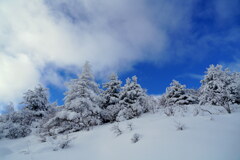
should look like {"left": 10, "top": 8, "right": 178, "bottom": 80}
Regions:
{"left": 0, "top": 53, "right": 40, "bottom": 103}
{"left": 40, "top": 67, "right": 65, "bottom": 88}
{"left": 0, "top": 0, "right": 194, "bottom": 108}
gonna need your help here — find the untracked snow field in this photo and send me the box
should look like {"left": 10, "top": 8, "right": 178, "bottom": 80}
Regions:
{"left": 1, "top": 109, "right": 240, "bottom": 160}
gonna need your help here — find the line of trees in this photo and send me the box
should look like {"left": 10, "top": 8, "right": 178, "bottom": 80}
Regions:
{"left": 0, "top": 63, "right": 239, "bottom": 139}
{"left": 159, "top": 65, "right": 240, "bottom": 113}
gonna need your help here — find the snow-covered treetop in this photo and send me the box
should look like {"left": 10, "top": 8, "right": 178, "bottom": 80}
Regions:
{"left": 102, "top": 73, "right": 122, "bottom": 103}
{"left": 22, "top": 85, "right": 49, "bottom": 111}
{"left": 200, "top": 65, "right": 231, "bottom": 92}
{"left": 79, "top": 61, "right": 100, "bottom": 94}
{"left": 166, "top": 80, "right": 186, "bottom": 97}
{"left": 163, "top": 80, "right": 199, "bottom": 106}
{"left": 80, "top": 61, "right": 94, "bottom": 82}
{"left": 201, "top": 64, "right": 231, "bottom": 86}
{"left": 121, "top": 76, "right": 147, "bottom": 103}
{"left": 199, "top": 64, "right": 240, "bottom": 109}
{"left": 126, "top": 77, "right": 131, "bottom": 85}
{"left": 64, "top": 61, "right": 101, "bottom": 111}
{"left": 103, "top": 73, "right": 122, "bottom": 93}
{"left": 132, "top": 75, "right": 138, "bottom": 83}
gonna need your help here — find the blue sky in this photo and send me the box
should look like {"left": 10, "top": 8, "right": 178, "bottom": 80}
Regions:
{"left": 0, "top": 0, "right": 240, "bottom": 109}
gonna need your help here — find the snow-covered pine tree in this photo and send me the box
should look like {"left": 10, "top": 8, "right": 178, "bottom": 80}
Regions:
{"left": 64, "top": 62, "right": 102, "bottom": 126}
{"left": 164, "top": 80, "right": 198, "bottom": 107}
{"left": 229, "top": 72, "right": 240, "bottom": 105}
{"left": 43, "top": 62, "right": 102, "bottom": 134}
{"left": 199, "top": 64, "right": 234, "bottom": 113}
{"left": 184, "top": 88, "right": 199, "bottom": 104}
{"left": 20, "top": 84, "right": 52, "bottom": 126}
{"left": 116, "top": 76, "right": 148, "bottom": 121}
{"left": 100, "top": 73, "right": 122, "bottom": 123}
{"left": 22, "top": 84, "right": 50, "bottom": 112}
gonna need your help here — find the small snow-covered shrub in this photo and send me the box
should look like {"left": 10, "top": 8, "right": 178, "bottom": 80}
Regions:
{"left": 58, "top": 135, "right": 71, "bottom": 149}
{"left": 131, "top": 133, "right": 141, "bottom": 143}
{"left": 3, "top": 101, "right": 56, "bottom": 139}
{"left": 193, "top": 105, "right": 227, "bottom": 116}
{"left": 158, "top": 95, "right": 167, "bottom": 107}
{"left": 127, "top": 122, "right": 134, "bottom": 131}
{"left": 0, "top": 125, "right": 5, "bottom": 139}
{"left": 39, "top": 134, "right": 47, "bottom": 143}
{"left": 20, "top": 140, "right": 31, "bottom": 155}
{"left": 209, "top": 116, "right": 214, "bottom": 121}
{"left": 111, "top": 124, "right": 122, "bottom": 136}
{"left": 43, "top": 117, "right": 82, "bottom": 135}
{"left": 0, "top": 112, "right": 33, "bottom": 139}
{"left": 50, "top": 135, "right": 72, "bottom": 151}
{"left": 146, "top": 96, "right": 159, "bottom": 113}
{"left": 193, "top": 108, "right": 199, "bottom": 116}
{"left": 161, "top": 105, "right": 230, "bottom": 118}
{"left": 164, "top": 107, "right": 174, "bottom": 116}
{"left": 174, "top": 121, "right": 185, "bottom": 131}
{"left": 6, "top": 125, "right": 31, "bottom": 139}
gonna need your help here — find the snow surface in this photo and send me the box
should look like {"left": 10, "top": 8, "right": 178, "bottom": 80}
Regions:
{"left": 1, "top": 108, "right": 240, "bottom": 160}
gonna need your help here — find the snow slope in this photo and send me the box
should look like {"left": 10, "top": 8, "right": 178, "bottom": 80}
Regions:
{"left": 1, "top": 108, "right": 240, "bottom": 160}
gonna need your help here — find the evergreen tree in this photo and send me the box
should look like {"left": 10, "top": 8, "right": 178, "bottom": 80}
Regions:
{"left": 229, "top": 72, "right": 240, "bottom": 104}
{"left": 44, "top": 62, "right": 102, "bottom": 134}
{"left": 22, "top": 85, "right": 50, "bottom": 112}
{"left": 64, "top": 61, "right": 102, "bottom": 125}
{"left": 164, "top": 80, "right": 198, "bottom": 106}
{"left": 199, "top": 65, "right": 234, "bottom": 113}
{"left": 20, "top": 84, "right": 51, "bottom": 127}
{"left": 100, "top": 73, "right": 122, "bottom": 122}
{"left": 116, "top": 76, "right": 148, "bottom": 121}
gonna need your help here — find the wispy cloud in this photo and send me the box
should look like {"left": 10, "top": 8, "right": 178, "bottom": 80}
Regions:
{"left": 188, "top": 74, "right": 203, "bottom": 80}
{"left": 177, "top": 73, "right": 203, "bottom": 80}
{"left": 222, "top": 57, "right": 240, "bottom": 72}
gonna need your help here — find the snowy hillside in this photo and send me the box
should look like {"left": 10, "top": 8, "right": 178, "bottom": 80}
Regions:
{"left": 0, "top": 64, "right": 239, "bottom": 160}
{"left": 1, "top": 106, "right": 240, "bottom": 160}
{"left": 1, "top": 0, "right": 240, "bottom": 159}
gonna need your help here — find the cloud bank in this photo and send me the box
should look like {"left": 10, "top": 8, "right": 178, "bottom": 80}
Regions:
{"left": 0, "top": 0, "right": 239, "bottom": 110}
{"left": 0, "top": 0, "right": 193, "bottom": 105}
